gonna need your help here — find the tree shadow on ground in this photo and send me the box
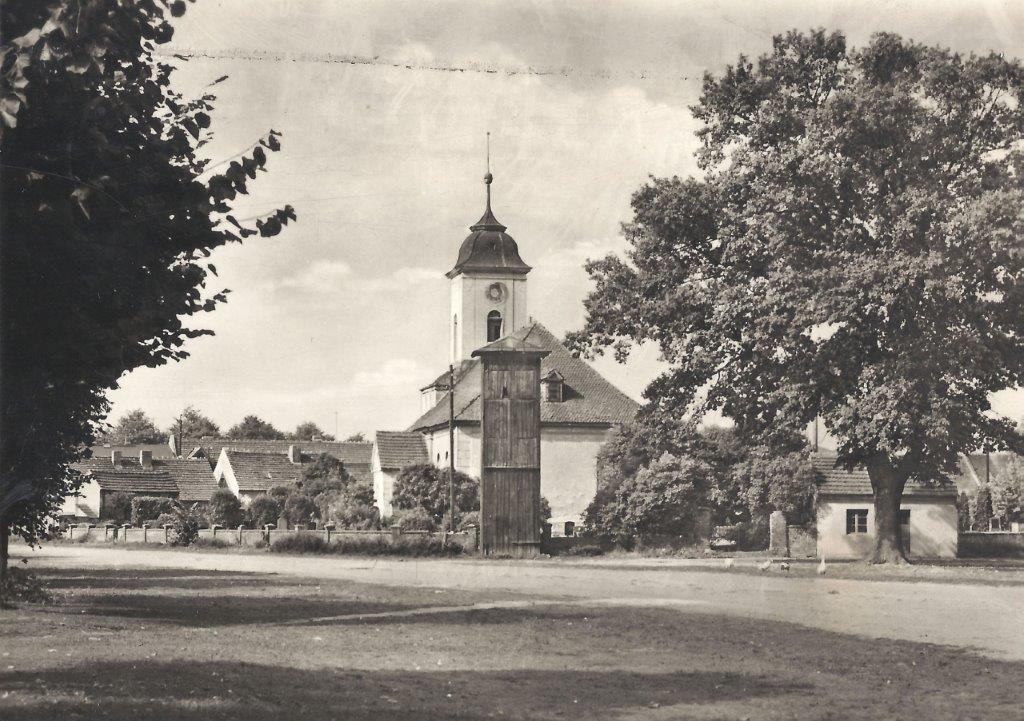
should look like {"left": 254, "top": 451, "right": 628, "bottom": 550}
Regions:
{"left": 1, "top": 660, "right": 807, "bottom": 721}
{"left": 78, "top": 591, "right": 425, "bottom": 627}
{"left": 37, "top": 567, "right": 281, "bottom": 592}
{"left": 299, "top": 604, "right": 594, "bottom": 627}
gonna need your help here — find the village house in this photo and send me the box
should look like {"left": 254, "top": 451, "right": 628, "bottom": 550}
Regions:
{"left": 212, "top": 441, "right": 374, "bottom": 506}
{"left": 61, "top": 449, "right": 218, "bottom": 520}
{"left": 377, "top": 172, "right": 639, "bottom": 532}
{"left": 812, "top": 453, "right": 960, "bottom": 560}
{"left": 172, "top": 436, "right": 374, "bottom": 482}
{"left": 371, "top": 432, "right": 429, "bottom": 517}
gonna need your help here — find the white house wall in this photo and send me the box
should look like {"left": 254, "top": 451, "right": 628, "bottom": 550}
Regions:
{"left": 60, "top": 478, "right": 101, "bottom": 518}
{"left": 371, "top": 443, "right": 398, "bottom": 518}
{"left": 817, "top": 497, "right": 958, "bottom": 560}
{"left": 213, "top": 451, "right": 242, "bottom": 503}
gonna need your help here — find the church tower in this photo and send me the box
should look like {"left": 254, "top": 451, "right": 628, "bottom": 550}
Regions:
{"left": 446, "top": 170, "right": 531, "bottom": 362}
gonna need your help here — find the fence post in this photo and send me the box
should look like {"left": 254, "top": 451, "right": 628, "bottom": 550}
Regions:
{"left": 769, "top": 511, "right": 789, "bottom": 556}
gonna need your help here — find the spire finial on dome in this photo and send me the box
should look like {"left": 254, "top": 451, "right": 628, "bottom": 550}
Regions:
{"left": 484, "top": 131, "right": 493, "bottom": 209}
{"left": 472, "top": 132, "right": 504, "bottom": 231}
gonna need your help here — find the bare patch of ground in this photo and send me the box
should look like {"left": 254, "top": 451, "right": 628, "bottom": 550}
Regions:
{"left": 1, "top": 564, "right": 1022, "bottom": 720}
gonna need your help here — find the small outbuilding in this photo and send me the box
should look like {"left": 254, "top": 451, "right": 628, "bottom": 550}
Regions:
{"left": 813, "top": 454, "right": 959, "bottom": 560}
{"left": 371, "top": 431, "right": 428, "bottom": 518}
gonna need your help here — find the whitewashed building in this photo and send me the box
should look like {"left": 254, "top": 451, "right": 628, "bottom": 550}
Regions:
{"left": 392, "top": 173, "right": 638, "bottom": 533}
{"left": 813, "top": 453, "right": 959, "bottom": 560}
{"left": 371, "top": 431, "right": 428, "bottom": 517}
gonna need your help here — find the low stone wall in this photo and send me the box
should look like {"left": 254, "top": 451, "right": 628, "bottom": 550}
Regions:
{"left": 63, "top": 523, "right": 478, "bottom": 553}
{"left": 959, "top": 532, "right": 1024, "bottom": 558}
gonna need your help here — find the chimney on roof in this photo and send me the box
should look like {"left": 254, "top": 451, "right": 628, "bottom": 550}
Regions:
{"left": 140, "top": 450, "right": 153, "bottom": 470}
{"left": 288, "top": 445, "right": 302, "bottom": 464}
{"left": 111, "top": 450, "right": 122, "bottom": 467}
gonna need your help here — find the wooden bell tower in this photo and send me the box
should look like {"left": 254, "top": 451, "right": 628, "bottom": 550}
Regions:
{"left": 472, "top": 325, "right": 549, "bottom": 557}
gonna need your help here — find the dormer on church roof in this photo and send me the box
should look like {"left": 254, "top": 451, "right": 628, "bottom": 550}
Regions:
{"left": 446, "top": 171, "right": 531, "bottom": 279}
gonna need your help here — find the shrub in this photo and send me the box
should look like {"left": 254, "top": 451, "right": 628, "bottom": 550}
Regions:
{"left": 565, "top": 544, "right": 605, "bottom": 557}
{"left": 323, "top": 498, "right": 380, "bottom": 530}
{"left": 103, "top": 492, "right": 133, "bottom": 523}
{"left": 299, "top": 453, "right": 375, "bottom": 503}
{"left": 390, "top": 506, "right": 437, "bottom": 532}
{"left": 153, "top": 512, "right": 177, "bottom": 528}
{"left": 266, "top": 485, "right": 293, "bottom": 503}
{"left": 130, "top": 496, "right": 175, "bottom": 526}
{"left": 208, "top": 489, "right": 244, "bottom": 528}
{"left": 0, "top": 566, "right": 53, "bottom": 607}
{"left": 716, "top": 517, "right": 769, "bottom": 551}
{"left": 283, "top": 493, "right": 316, "bottom": 526}
{"left": 246, "top": 494, "right": 281, "bottom": 528}
{"left": 972, "top": 485, "right": 995, "bottom": 531}
{"left": 458, "top": 510, "right": 480, "bottom": 530}
{"left": 588, "top": 455, "right": 713, "bottom": 542}
{"left": 271, "top": 534, "right": 329, "bottom": 554}
{"left": 392, "top": 463, "right": 478, "bottom": 524}
{"left": 268, "top": 533, "right": 461, "bottom": 557}
{"left": 169, "top": 501, "right": 201, "bottom": 546}
{"left": 193, "top": 536, "right": 232, "bottom": 549}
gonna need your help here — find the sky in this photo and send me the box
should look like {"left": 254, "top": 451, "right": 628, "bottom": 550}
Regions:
{"left": 106, "top": 0, "right": 1024, "bottom": 439}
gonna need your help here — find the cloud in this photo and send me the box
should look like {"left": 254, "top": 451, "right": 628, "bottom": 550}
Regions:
{"left": 267, "top": 263, "right": 443, "bottom": 297}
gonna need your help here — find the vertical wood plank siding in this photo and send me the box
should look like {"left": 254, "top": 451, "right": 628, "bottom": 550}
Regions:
{"left": 480, "top": 354, "right": 542, "bottom": 557}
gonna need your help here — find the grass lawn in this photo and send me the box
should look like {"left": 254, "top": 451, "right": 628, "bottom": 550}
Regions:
{"left": 1, "top": 564, "right": 1022, "bottom": 720}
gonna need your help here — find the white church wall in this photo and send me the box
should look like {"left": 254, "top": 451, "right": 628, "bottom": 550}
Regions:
{"left": 541, "top": 426, "right": 612, "bottom": 532}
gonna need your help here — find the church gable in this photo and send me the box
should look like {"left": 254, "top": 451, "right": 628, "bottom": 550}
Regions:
{"left": 408, "top": 322, "right": 639, "bottom": 432}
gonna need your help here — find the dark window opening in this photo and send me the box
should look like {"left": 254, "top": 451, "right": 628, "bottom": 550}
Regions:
{"left": 899, "top": 509, "right": 910, "bottom": 525}
{"left": 846, "top": 509, "right": 868, "bottom": 534}
{"left": 487, "top": 310, "right": 503, "bottom": 342}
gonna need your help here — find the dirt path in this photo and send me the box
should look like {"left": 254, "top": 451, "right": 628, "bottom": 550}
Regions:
{"left": 18, "top": 544, "right": 1024, "bottom": 661}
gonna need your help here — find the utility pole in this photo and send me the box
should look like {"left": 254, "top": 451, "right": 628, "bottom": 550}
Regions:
{"left": 448, "top": 363, "right": 457, "bottom": 537}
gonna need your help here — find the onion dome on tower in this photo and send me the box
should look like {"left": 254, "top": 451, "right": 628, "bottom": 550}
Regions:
{"left": 446, "top": 171, "right": 531, "bottom": 278}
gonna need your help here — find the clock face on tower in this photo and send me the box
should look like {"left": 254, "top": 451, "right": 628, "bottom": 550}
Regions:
{"left": 485, "top": 282, "right": 506, "bottom": 302}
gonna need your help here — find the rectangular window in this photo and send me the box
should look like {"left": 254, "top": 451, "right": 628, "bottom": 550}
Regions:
{"left": 846, "top": 509, "right": 869, "bottom": 534}
{"left": 899, "top": 509, "right": 910, "bottom": 525}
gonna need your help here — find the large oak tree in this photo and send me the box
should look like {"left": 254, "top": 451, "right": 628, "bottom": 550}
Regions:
{"left": 569, "top": 30, "right": 1024, "bottom": 562}
{"left": 0, "top": 0, "right": 296, "bottom": 575}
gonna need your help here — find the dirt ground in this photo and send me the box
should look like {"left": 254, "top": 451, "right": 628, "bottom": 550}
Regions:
{"left": 2, "top": 559, "right": 1023, "bottom": 720}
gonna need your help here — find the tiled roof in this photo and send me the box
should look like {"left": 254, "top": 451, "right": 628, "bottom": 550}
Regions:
{"left": 375, "top": 431, "right": 428, "bottom": 470}
{"left": 220, "top": 450, "right": 305, "bottom": 492}
{"left": 812, "top": 454, "right": 957, "bottom": 498}
{"left": 420, "top": 360, "right": 476, "bottom": 391}
{"left": 162, "top": 458, "right": 220, "bottom": 502}
{"left": 185, "top": 438, "right": 372, "bottom": 469}
{"left": 74, "top": 457, "right": 217, "bottom": 500}
{"left": 408, "top": 322, "right": 639, "bottom": 431}
{"left": 88, "top": 443, "right": 176, "bottom": 459}
{"left": 75, "top": 458, "right": 179, "bottom": 495}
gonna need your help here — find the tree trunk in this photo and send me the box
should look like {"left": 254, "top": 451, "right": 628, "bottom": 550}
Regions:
{"left": 866, "top": 456, "right": 909, "bottom": 564}
{"left": 0, "top": 519, "right": 9, "bottom": 584}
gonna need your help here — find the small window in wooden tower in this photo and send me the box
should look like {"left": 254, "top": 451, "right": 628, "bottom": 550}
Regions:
{"left": 542, "top": 370, "right": 564, "bottom": 403}
{"left": 487, "top": 310, "right": 503, "bottom": 342}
